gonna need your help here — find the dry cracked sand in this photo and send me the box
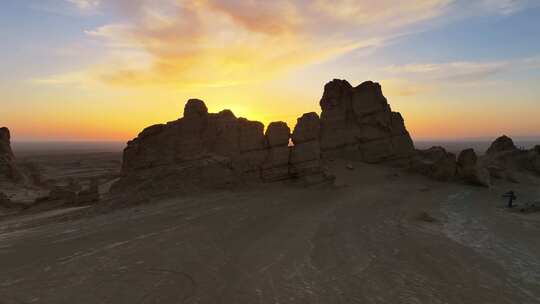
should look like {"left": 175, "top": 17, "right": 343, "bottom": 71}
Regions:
{"left": 1, "top": 159, "right": 539, "bottom": 303}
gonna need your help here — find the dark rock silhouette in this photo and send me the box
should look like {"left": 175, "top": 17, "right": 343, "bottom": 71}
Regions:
{"left": 116, "top": 99, "right": 329, "bottom": 193}
{"left": 457, "top": 149, "right": 491, "bottom": 187}
{"left": 410, "top": 147, "right": 457, "bottom": 181}
{"left": 0, "top": 127, "right": 21, "bottom": 181}
{"left": 486, "top": 135, "right": 517, "bottom": 155}
{"left": 118, "top": 80, "right": 540, "bottom": 193}
{"left": 319, "top": 80, "right": 414, "bottom": 163}
{"left": 410, "top": 147, "right": 491, "bottom": 186}
{"left": 261, "top": 122, "right": 291, "bottom": 182}
{"left": 116, "top": 80, "right": 414, "bottom": 193}
{"left": 482, "top": 136, "right": 540, "bottom": 182}
{"left": 0, "top": 127, "right": 14, "bottom": 158}
{"left": 290, "top": 113, "right": 328, "bottom": 183}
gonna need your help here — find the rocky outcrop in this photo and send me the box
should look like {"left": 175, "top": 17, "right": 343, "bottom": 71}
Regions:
{"left": 0, "top": 128, "right": 14, "bottom": 159}
{"left": 410, "top": 147, "right": 457, "bottom": 181}
{"left": 410, "top": 147, "right": 491, "bottom": 186}
{"left": 457, "top": 149, "right": 491, "bottom": 187}
{"left": 115, "top": 98, "right": 332, "bottom": 194}
{"left": 290, "top": 113, "right": 329, "bottom": 183}
{"left": 0, "top": 127, "right": 20, "bottom": 181}
{"left": 120, "top": 79, "right": 518, "bottom": 195}
{"left": 261, "top": 122, "right": 291, "bottom": 182}
{"left": 486, "top": 135, "right": 517, "bottom": 155}
{"left": 481, "top": 136, "right": 540, "bottom": 181}
{"left": 36, "top": 178, "right": 101, "bottom": 206}
{"left": 319, "top": 80, "right": 414, "bottom": 163}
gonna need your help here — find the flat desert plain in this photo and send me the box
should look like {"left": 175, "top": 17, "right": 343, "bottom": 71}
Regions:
{"left": 0, "top": 151, "right": 539, "bottom": 304}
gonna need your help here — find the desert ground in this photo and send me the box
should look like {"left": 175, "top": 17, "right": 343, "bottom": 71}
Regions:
{"left": 1, "top": 150, "right": 539, "bottom": 303}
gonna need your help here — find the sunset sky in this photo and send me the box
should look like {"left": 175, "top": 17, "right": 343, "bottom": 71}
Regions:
{"left": 1, "top": 0, "right": 540, "bottom": 141}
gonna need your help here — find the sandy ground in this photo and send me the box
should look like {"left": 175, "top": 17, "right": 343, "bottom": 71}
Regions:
{"left": 0, "top": 159, "right": 539, "bottom": 303}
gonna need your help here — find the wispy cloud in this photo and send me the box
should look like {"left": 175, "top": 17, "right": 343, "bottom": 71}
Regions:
{"left": 383, "top": 61, "right": 509, "bottom": 82}
{"left": 37, "top": 0, "right": 453, "bottom": 88}
{"left": 66, "top": 0, "right": 101, "bottom": 11}
{"left": 478, "top": 0, "right": 540, "bottom": 15}
{"left": 35, "top": 0, "right": 540, "bottom": 89}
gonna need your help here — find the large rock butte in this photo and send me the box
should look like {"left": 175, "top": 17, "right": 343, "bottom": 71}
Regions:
{"left": 115, "top": 101, "right": 327, "bottom": 193}
{"left": 319, "top": 80, "right": 415, "bottom": 163}
{"left": 116, "top": 80, "right": 413, "bottom": 193}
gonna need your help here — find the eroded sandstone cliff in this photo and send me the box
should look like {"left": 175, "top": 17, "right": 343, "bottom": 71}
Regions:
{"left": 319, "top": 80, "right": 415, "bottom": 163}
{"left": 116, "top": 79, "right": 415, "bottom": 193}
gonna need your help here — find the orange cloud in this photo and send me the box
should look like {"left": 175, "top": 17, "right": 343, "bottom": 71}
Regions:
{"left": 46, "top": 0, "right": 454, "bottom": 89}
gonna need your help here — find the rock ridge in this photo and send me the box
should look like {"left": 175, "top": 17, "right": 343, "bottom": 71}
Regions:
{"left": 116, "top": 79, "right": 416, "bottom": 193}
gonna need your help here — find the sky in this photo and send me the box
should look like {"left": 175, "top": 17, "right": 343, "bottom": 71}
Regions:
{"left": 1, "top": 0, "right": 539, "bottom": 142}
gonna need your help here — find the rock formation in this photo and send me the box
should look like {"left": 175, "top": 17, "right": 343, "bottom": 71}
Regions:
{"left": 457, "top": 149, "right": 491, "bottom": 187}
{"left": 261, "top": 122, "right": 291, "bottom": 182}
{"left": 410, "top": 147, "right": 457, "bottom": 181}
{"left": 290, "top": 113, "right": 328, "bottom": 183}
{"left": 319, "top": 80, "right": 414, "bottom": 163}
{"left": 115, "top": 98, "right": 334, "bottom": 194}
{"left": 37, "top": 178, "right": 101, "bottom": 206}
{"left": 481, "top": 136, "right": 540, "bottom": 181}
{"left": 486, "top": 135, "right": 517, "bottom": 155}
{"left": 410, "top": 147, "right": 492, "bottom": 186}
{"left": 117, "top": 79, "right": 402, "bottom": 193}
{"left": 0, "top": 127, "right": 21, "bottom": 181}
{"left": 120, "top": 80, "right": 528, "bottom": 194}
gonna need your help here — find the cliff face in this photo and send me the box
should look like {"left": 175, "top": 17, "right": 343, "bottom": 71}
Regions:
{"left": 116, "top": 80, "right": 414, "bottom": 194}
{"left": 319, "top": 80, "right": 415, "bottom": 163}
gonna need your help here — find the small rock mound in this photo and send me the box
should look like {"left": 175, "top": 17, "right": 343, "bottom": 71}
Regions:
{"left": 35, "top": 179, "right": 101, "bottom": 206}
{"left": 457, "top": 149, "right": 491, "bottom": 187}
{"left": 486, "top": 135, "right": 517, "bottom": 155}
{"left": 410, "top": 147, "right": 457, "bottom": 181}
